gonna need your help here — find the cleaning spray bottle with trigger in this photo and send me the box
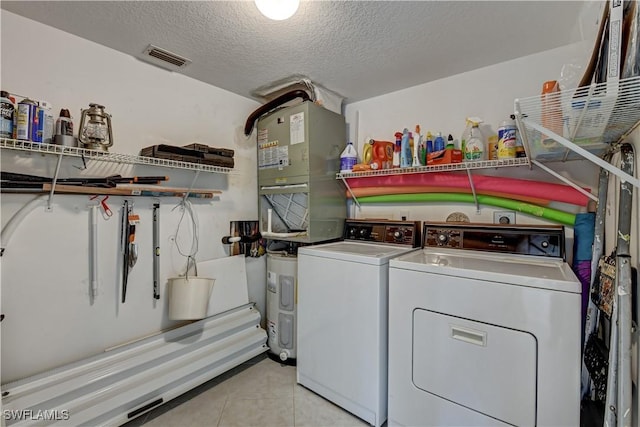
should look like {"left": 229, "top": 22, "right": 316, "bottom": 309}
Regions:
{"left": 462, "top": 117, "right": 485, "bottom": 161}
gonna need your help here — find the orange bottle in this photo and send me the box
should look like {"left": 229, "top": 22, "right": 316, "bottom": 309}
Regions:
{"left": 541, "top": 80, "right": 562, "bottom": 147}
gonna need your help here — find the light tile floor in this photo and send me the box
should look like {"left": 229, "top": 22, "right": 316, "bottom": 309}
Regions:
{"left": 124, "top": 353, "right": 370, "bottom": 427}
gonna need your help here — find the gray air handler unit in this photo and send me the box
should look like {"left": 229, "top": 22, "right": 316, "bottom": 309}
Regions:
{"left": 257, "top": 101, "right": 346, "bottom": 243}
{"left": 256, "top": 101, "right": 347, "bottom": 364}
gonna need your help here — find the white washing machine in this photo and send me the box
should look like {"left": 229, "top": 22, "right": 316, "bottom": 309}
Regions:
{"left": 297, "top": 219, "right": 420, "bottom": 427}
{"left": 388, "top": 222, "right": 581, "bottom": 427}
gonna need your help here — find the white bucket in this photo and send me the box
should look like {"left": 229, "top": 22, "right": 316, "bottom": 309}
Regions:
{"left": 168, "top": 276, "right": 215, "bottom": 320}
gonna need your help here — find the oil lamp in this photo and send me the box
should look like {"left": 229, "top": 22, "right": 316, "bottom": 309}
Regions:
{"left": 78, "top": 103, "right": 113, "bottom": 151}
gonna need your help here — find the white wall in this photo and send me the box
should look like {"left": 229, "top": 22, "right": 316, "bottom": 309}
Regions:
{"left": 0, "top": 11, "right": 264, "bottom": 383}
{"left": 343, "top": 42, "right": 600, "bottom": 244}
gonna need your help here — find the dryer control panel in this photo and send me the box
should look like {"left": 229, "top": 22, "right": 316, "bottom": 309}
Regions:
{"left": 344, "top": 219, "right": 421, "bottom": 247}
{"left": 423, "top": 222, "right": 565, "bottom": 259}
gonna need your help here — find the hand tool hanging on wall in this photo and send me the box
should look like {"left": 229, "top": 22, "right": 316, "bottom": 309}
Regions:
{"left": 128, "top": 207, "right": 140, "bottom": 293}
{"left": 121, "top": 202, "right": 140, "bottom": 303}
{"left": 120, "top": 200, "right": 130, "bottom": 303}
{"left": 152, "top": 203, "right": 160, "bottom": 300}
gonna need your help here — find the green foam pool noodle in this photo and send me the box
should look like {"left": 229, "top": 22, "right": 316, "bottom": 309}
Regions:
{"left": 357, "top": 193, "right": 576, "bottom": 226}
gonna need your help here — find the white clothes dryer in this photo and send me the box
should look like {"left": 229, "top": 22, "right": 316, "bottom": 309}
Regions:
{"left": 297, "top": 219, "right": 420, "bottom": 427}
{"left": 388, "top": 222, "right": 581, "bottom": 427}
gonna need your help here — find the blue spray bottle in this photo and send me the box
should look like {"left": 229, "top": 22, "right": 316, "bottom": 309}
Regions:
{"left": 434, "top": 132, "right": 445, "bottom": 152}
{"left": 425, "top": 132, "right": 433, "bottom": 164}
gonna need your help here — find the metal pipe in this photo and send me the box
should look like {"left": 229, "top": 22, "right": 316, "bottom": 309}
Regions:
{"left": 466, "top": 169, "right": 479, "bottom": 212}
{"left": 531, "top": 159, "right": 599, "bottom": 202}
{"left": 340, "top": 175, "right": 360, "bottom": 208}
{"left": 47, "top": 153, "right": 64, "bottom": 212}
{"left": 615, "top": 144, "right": 634, "bottom": 427}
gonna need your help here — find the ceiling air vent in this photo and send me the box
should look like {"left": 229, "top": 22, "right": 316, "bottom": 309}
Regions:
{"left": 140, "top": 44, "right": 191, "bottom": 71}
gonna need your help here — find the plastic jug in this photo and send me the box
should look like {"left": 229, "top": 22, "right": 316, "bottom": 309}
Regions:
{"left": 340, "top": 142, "right": 358, "bottom": 173}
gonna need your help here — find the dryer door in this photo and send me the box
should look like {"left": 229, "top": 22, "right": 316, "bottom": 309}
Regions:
{"left": 412, "top": 309, "right": 537, "bottom": 427}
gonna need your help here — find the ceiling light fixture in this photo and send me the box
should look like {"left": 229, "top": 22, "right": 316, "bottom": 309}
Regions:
{"left": 255, "top": 0, "right": 299, "bottom": 21}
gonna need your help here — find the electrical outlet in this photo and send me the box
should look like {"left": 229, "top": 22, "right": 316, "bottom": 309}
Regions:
{"left": 494, "top": 211, "right": 516, "bottom": 224}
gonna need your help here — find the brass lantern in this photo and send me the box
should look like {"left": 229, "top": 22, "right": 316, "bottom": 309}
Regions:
{"left": 78, "top": 103, "right": 113, "bottom": 151}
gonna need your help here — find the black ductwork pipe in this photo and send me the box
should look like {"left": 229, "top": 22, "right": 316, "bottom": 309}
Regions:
{"left": 244, "top": 90, "right": 311, "bottom": 136}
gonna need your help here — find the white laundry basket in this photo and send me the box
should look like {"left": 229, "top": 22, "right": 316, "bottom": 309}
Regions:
{"left": 168, "top": 276, "right": 215, "bottom": 320}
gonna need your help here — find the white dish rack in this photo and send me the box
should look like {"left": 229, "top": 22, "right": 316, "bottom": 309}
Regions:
{"left": 515, "top": 75, "right": 640, "bottom": 190}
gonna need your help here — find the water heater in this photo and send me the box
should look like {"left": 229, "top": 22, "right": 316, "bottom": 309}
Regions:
{"left": 257, "top": 101, "right": 346, "bottom": 243}
{"left": 266, "top": 252, "right": 297, "bottom": 363}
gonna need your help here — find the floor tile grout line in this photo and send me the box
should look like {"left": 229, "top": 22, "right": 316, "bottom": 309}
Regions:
{"left": 216, "top": 392, "right": 230, "bottom": 427}
{"left": 292, "top": 380, "right": 297, "bottom": 427}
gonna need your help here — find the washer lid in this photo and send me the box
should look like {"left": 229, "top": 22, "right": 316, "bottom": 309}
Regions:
{"left": 390, "top": 247, "right": 580, "bottom": 293}
{"left": 298, "top": 241, "right": 417, "bottom": 265}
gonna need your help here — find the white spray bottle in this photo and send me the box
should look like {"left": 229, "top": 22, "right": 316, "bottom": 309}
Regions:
{"left": 400, "top": 128, "right": 412, "bottom": 168}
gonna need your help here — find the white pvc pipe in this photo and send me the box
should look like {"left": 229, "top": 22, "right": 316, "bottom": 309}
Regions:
{"left": 267, "top": 208, "right": 273, "bottom": 234}
{"left": 1, "top": 195, "right": 47, "bottom": 256}
{"left": 91, "top": 205, "right": 98, "bottom": 300}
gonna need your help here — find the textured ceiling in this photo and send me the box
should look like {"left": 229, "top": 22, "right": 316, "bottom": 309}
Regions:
{"left": 2, "top": 1, "right": 589, "bottom": 104}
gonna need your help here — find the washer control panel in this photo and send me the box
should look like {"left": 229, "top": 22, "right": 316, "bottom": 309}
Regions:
{"left": 425, "top": 228, "right": 463, "bottom": 249}
{"left": 344, "top": 220, "right": 421, "bottom": 247}
{"left": 423, "top": 222, "right": 565, "bottom": 259}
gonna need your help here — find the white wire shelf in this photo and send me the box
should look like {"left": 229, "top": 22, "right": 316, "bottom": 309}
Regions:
{"left": 336, "top": 157, "right": 530, "bottom": 179}
{"left": 515, "top": 76, "right": 640, "bottom": 162}
{"left": 0, "top": 138, "right": 235, "bottom": 174}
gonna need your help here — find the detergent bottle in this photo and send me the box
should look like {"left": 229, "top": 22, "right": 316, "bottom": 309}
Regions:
{"left": 393, "top": 132, "right": 402, "bottom": 167}
{"left": 362, "top": 138, "right": 373, "bottom": 165}
{"left": 339, "top": 142, "right": 358, "bottom": 173}
{"left": 462, "top": 118, "right": 485, "bottom": 161}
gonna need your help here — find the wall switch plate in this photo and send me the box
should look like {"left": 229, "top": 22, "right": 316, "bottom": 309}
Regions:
{"left": 494, "top": 211, "right": 516, "bottom": 224}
